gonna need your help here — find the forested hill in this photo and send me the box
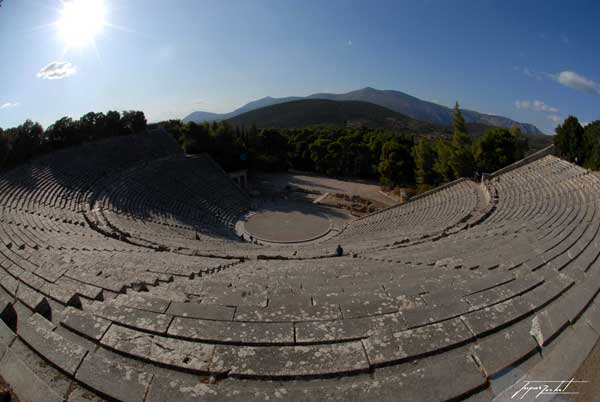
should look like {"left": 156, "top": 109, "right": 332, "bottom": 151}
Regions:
{"left": 226, "top": 99, "right": 446, "bottom": 133}
{"left": 184, "top": 87, "right": 544, "bottom": 135}
{"left": 226, "top": 99, "right": 552, "bottom": 151}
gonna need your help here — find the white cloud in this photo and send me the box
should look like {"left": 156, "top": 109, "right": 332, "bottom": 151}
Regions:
{"left": 556, "top": 71, "right": 600, "bottom": 96}
{"left": 0, "top": 102, "right": 20, "bottom": 109}
{"left": 37, "top": 61, "right": 77, "bottom": 80}
{"left": 515, "top": 99, "right": 559, "bottom": 113}
{"left": 547, "top": 115, "right": 563, "bottom": 123}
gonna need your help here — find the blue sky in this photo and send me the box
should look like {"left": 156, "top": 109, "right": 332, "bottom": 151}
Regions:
{"left": 0, "top": 0, "right": 599, "bottom": 133}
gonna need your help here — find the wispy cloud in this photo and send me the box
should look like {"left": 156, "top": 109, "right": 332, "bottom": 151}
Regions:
{"left": 37, "top": 61, "right": 77, "bottom": 80}
{"left": 556, "top": 71, "right": 600, "bottom": 96}
{"left": 521, "top": 67, "right": 551, "bottom": 81}
{"left": 521, "top": 67, "right": 600, "bottom": 97}
{"left": 0, "top": 102, "right": 20, "bottom": 110}
{"left": 547, "top": 115, "right": 563, "bottom": 123}
{"left": 515, "top": 99, "right": 559, "bottom": 113}
{"left": 347, "top": 40, "right": 353, "bottom": 46}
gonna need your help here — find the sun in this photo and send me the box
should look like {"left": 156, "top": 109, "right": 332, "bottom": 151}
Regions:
{"left": 57, "top": 0, "right": 106, "bottom": 48}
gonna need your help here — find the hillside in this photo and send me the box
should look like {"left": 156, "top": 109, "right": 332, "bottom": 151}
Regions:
{"left": 183, "top": 87, "right": 543, "bottom": 135}
{"left": 225, "top": 99, "right": 446, "bottom": 133}
{"left": 224, "top": 99, "right": 552, "bottom": 151}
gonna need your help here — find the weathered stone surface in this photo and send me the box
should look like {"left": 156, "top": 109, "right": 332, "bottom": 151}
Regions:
{"left": 211, "top": 341, "right": 369, "bottom": 377}
{"left": 114, "top": 292, "right": 171, "bottom": 313}
{"left": 0, "top": 319, "right": 15, "bottom": 346}
{"left": 146, "top": 375, "right": 222, "bottom": 402}
{"left": 295, "top": 313, "right": 406, "bottom": 343}
{"left": 10, "top": 337, "right": 73, "bottom": 398}
{"left": 19, "top": 313, "right": 88, "bottom": 375}
{"left": 268, "top": 294, "right": 312, "bottom": 307}
{"left": 463, "top": 298, "right": 530, "bottom": 336}
{"left": 34, "top": 263, "right": 68, "bottom": 283}
{"left": 234, "top": 304, "right": 341, "bottom": 322}
{"left": 402, "top": 300, "right": 472, "bottom": 328}
{"left": 472, "top": 318, "right": 539, "bottom": 377}
{"left": 363, "top": 317, "right": 473, "bottom": 365}
{"left": 40, "top": 281, "right": 81, "bottom": 306}
{"left": 60, "top": 306, "right": 111, "bottom": 340}
{"left": 168, "top": 316, "right": 294, "bottom": 344}
{"left": 466, "top": 274, "right": 543, "bottom": 309}
{"left": 0, "top": 349, "right": 64, "bottom": 402}
{"left": 340, "top": 298, "right": 398, "bottom": 319}
{"left": 55, "top": 277, "right": 103, "bottom": 300}
{"left": 166, "top": 302, "right": 234, "bottom": 321}
{"left": 101, "top": 324, "right": 213, "bottom": 372}
{"left": 368, "top": 353, "right": 487, "bottom": 402}
{"left": 67, "top": 385, "right": 108, "bottom": 402}
{"left": 75, "top": 353, "right": 152, "bottom": 402}
{"left": 529, "top": 301, "right": 570, "bottom": 347}
{"left": 16, "top": 283, "right": 50, "bottom": 314}
{"left": 91, "top": 302, "right": 172, "bottom": 333}
{"left": 0, "top": 297, "right": 16, "bottom": 328}
{"left": 519, "top": 273, "right": 574, "bottom": 309}
{"left": 0, "top": 274, "right": 18, "bottom": 296}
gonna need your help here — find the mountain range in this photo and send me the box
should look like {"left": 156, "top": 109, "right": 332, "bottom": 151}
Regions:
{"left": 226, "top": 99, "right": 445, "bottom": 133}
{"left": 183, "top": 87, "right": 543, "bottom": 135}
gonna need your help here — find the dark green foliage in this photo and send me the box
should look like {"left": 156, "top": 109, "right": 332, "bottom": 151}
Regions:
{"left": 453, "top": 102, "right": 467, "bottom": 136}
{"left": 0, "top": 128, "right": 8, "bottom": 167}
{"left": 0, "top": 102, "right": 545, "bottom": 193}
{"left": 3, "top": 120, "right": 44, "bottom": 166}
{"left": 449, "top": 103, "right": 474, "bottom": 178}
{"left": 121, "top": 111, "right": 147, "bottom": 135}
{"left": 553, "top": 116, "right": 584, "bottom": 164}
{"left": 583, "top": 121, "right": 600, "bottom": 170}
{"left": 414, "top": 140, "right": 439, "bottom": 192}
{"left": 433, "top": 139, "right": 454, "bottom": 182}
{"left": 474, "top": 127, "right": 529, "bottom": 173}
{"left": 378, "top": 134, "right": 415, "bottom": 187}
{"left": 45, "top": 117, "right": 80, "bottom": 149}
{"left": 0, "top": 111, "right": 146, "bottom": 170}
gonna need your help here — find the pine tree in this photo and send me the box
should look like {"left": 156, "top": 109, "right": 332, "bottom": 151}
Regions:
{"left": 449, "top": 101, "right": 474, "bottom": 178}
{"left": 414, "top": 140, "right": 438, "bottom": 192}
{"left": 453, "top": 101, "right": 467, "bottom": 137}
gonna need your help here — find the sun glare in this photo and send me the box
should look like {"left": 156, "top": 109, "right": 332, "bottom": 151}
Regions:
{"left": 57, "top": 0, "right": 106, "bottom": 48}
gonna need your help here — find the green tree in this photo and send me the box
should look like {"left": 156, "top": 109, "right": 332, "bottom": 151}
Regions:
{"left": 180, "top": 122, "right": 212, "bottom": 154}
{"left": 414, "top": 140, "right": 438, "bottom": 192}
{"left": 433, "top": 139, "right": 454, "bottom": 182}
{"left": 453, "top": 101, "right": 467, "bottom": 135}
{"left": 449, "top": 102, "right": 474, "bottom": 178}
{"left": 45, "top": 116, "right": 79, "bottom": 149}
{"left": 105, "top": 111, "right": 122, "bottom": 137}
{"left": 254, "top": 128, "right": 289, "bottom": 170}
{"left": 378, "top": 134, "right": 415, "bottom": 187}
{"left": 79, "top": 112, "right": 106, "bottom": 141}
{"left": 474, "top": 127, "right": 528, "bottom": 172}
{"left": 309, "top": 137, "right": 332, "bottom": 174}
{"left": 4, "top": 120, "right": 44, "bottom": 166}
{"left": 121, "top": 111, "right": 147, "bottom": 135}
{"left": 583, "top": 121, "right": 600, "bottom": 170}
{"left": 0, "top": 128, "right": 8, "bottom": 168}
{"left": 510, "top": 127, "right": 528, "bottom": 161}
{"left": 554, "top": 116, "right": 584, "bottom": 164}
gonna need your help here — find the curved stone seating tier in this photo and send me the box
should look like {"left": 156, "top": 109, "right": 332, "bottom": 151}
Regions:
{"left": 1, "top": 133, "right": 600, "bottom": 402}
